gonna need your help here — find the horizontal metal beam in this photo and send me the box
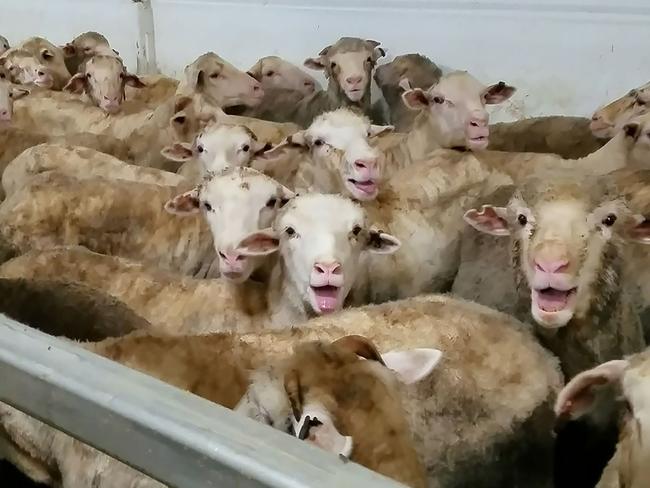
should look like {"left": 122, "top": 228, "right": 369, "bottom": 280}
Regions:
{"left": 0, "top": 315, "right": 404, "bottom": 488}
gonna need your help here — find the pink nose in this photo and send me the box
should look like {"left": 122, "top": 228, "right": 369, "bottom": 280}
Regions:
{"left": 346, "top": 75, "right": 363, "bottom": 85}
{"left": 0, "top": 109, "right": 9, "bottom": 120}
{"left": 314, "top": 262, "right": 342, "bottom": 278}
{"left": 252, "top": 82, "right": 262, "bottom": 92}
{"left": 535, "top": 259, "right": 569, "bottom": 274}
{"left": 219, "top": 251, "right": 245, "bottom": 267}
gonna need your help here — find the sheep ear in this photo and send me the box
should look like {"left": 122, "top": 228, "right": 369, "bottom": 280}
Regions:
{"left": 402, "top": 88, "right": 431, "bottom": 110}
{"left": 332, "top": 335, "right": 385, "bottom": 365}
{"left": 164, "top": 188, "right": 200, "bottom": 215}
{"left": 483, "top": 81, "right": 516, "bottom": 105}
{"left": 555, "top": 360, "right": 629, "bottom": 421}
{"left": 623, "top": 122, "right": 641, "bottom": 140}
{"left": 398, "top": 78, "right": 412, "bottom": 91}
{"left": 366, "top": 230, "right": 401, "bottom": 254}
{"left": 368, "top": 124, "right": 394, "bottom": 138}
{"left": 464, "top": 205, "right": 510, "bottom": 236}
{"left": 247, "top": 59, "right": 263, "bottom": 81}
{"left": 124, "top": 73, "right": 145, "bottom": 88}
{"left": 382, "top": 348, "right": 443, "bottom": 384}
{"left": 235, "top": 228, "right": 280, "bottom": 256}
{"left": 304, "top": 57, "right": 326, "bottom": 71}
{"left": 63, "top": 73, "right": 87, "bottom": 94}
{"left": 62, "top": 43, "right": 76, "bottom": 57}
{"left": 161, "top": 142, "right": 194, "bottom": 162}
{"left": 41, "top": 49, "right": 54, "bottom": 61}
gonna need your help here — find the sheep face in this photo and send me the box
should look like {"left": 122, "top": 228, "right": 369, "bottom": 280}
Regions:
{"left": 18, "top": 37, "right": 71, "bottom": 89}
{"left": 304, "top": 37, "right": 384, "bottom": 103}
{"left": 591, "top": 81, "right": 650, "bottom": 139}
{"left": 266, "top": 108, "right": 393, "bottom": 201}
{"left": 373, "top": 53, "right": 441, "bottom": 98}
{"left": 236, "top": 336, "right": 440, "bottom": 486}
{"left": 248, "top": 56, "right": 320, "bottom": 96}
{"left": 165, "top": 167, "right": 294, "bottom": 283}
{"left": 235, "top": 194, "right": 400, "bottom": 315}
{"left": 163, "top": 124, "right": 269, "bottom": 175}
{"left": 555, "top": 352, "right": 650, "bottom": 488}
{"left": 620, "top": 112, "right": 650, "bottom": 167}
{"left": 0, "top": 49, "right": 54, "bottom": 88}
{"left": 64, "top": 55, "right": 143, "bottom": 113}
{"left": 181, "top": 52, "right": 264, "bottom": 109}
{"left": 0, "top": 79, "right": 28, "bottom": 123}
{"left": 402, "top": 71, "right": 515, "bottom": 150}
{"left": 464, "top": 174, "right": 650, "bottom": 329}
{"left": 0, "top": 35, "right": 9, "bottom": 56}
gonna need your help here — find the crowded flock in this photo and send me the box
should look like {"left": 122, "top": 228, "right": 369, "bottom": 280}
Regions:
{"left": 0, "top": 30, "right": 649, "bottom": 488}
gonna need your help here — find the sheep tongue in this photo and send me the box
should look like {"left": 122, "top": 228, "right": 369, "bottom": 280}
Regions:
{"left": 537, "top": 288, "right": 569, "bottom": 312}
{"left": 313, "top": 286, "right": 339, "bottom": 313}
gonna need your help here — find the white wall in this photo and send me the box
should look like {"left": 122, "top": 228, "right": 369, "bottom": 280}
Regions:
{"left": 3, "top": 0, "right": 650, "bottom": 122}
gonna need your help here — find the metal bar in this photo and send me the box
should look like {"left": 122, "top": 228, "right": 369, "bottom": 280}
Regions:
{"left": 0, "top": 316, "right": 404, "bottom": 488}
{"left": 133, "top": 0, "right": 159, "bottom": 74}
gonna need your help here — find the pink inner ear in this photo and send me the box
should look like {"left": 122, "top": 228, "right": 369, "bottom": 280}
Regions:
{"left": 467, "top": 207, "right": 507, "bottom": 232}
{"left": 403, "top": 90, "right": 429, "bottom": 108}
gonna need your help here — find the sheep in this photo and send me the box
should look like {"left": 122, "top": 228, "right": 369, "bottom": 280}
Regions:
{"left": 0, "top": 48, "right": 56, "bottom": 88}
{"left": 462, "top": 170, "right": 649, "bottom": 378}
{"left": 554, "top": 349, "right": 650, "bottom": 488}
{"left": 0, "top": 171, "right": 218, "bottom": 277}
{"left": 591, "top": 81, "right": 650, "bottom": 139}
{"left": 255, "top": 108, "right": 394, "bottom": 201}
{"left": 63, "top": 54, "right": 145, "bottom": 113}
{"left": 231, "top": 37, "right": 385, "bottom": 127}
{"left": 247, "top": 55, "right": 321, "bottom": 96}
{"left": 488, "top": 116, "right": 607, "bottom": 158}
{"left": 61, "top": 31, "right": 115, "bottom": 74}
{"left": 14, "top": 36, "right": 71, "bottom": 89}
{"left": 371, "top": 53, "right": 442, "bottom": 130}
{"left": 452, "top": 113, "right": 650, "bottom": 320}
{"left": 2, "top": 143, "right": 182, "bottom": 199}
{"left": 0, "top": 77, "right": 29, "bottom": 123}
{"left": 0, "top": 334, "right": 435, "bottom": 488}
{"left": 0, "top": 35, "right": 9, "bottom": 56}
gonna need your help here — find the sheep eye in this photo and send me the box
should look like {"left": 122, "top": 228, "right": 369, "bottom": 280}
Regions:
{"left": 203, "top": 202, "right": 213, "bottom": 212}
{"left": 636, "top": 98, "right": 647, "bottom": 106}
{"left": 330, "top": 62, "right": 337, "bottom": 69}
{"left": 602, "top": 214, "right": 617, "bottom": 227}
{"left": 197, "top": 144, "right": 204, "bottom": 153}
{"left": 517, "top": 214, "right": 528, "bottom": 226}
{"left": 285, "top": 227, "right": 295, "bottom": 236}
{"left": 209, "top": 73, "right": 220, "bottom": 79}
{"left": 266, "top": 70, "right": 275, "bottom": 77}
{"left": 266, "top": 197, "right": 277, "bottom": 208}
{"left": 313, "top": 139, "right": 324, "bottom": 147}
{"left": 352, "top": 225, "right": 362, "bottom": 236}
{"left": 86, "top": 73, "right": 92, "bottom": 79}
{"left": 242, "top": 144, "right": 250, "bottom": 152}
{"left": 433, "top": 96, "right": 444, "bottom": 104}
{"left": 365, "top": 56, "right": 372, "bottom": 63}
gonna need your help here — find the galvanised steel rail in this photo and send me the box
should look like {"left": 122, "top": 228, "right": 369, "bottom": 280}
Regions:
{"left": 0, "top": 316, "right": 405, "bottom": 488}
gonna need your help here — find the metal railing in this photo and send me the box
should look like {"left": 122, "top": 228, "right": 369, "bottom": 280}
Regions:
{"left": 0, "top": 315, "right": 404, "bottom": 487}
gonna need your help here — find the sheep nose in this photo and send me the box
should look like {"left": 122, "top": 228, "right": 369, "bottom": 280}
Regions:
{"left": 535, "top": 259, "right": 569, "bottom": 274}
{"left": 346, "top": 75, "right": 363, "bottom": 85}
{"left": 219, "top": 251, "right": 245, "bottom": 265}
{"left": 470, "top": 117, "right": 488, "bottom": 128}
{"left": 314, "top": 262, "right": 342, "bottom": 276}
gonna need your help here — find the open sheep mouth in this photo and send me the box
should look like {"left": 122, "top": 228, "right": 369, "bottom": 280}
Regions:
{"left": 310, "top": 285, "right": 341, "bottom": 313}
{"left": 470, "top": 135, "right": 488, "bottom": 143}
{"left": 347, "top": 178, "right": 377, "bottom": 195}
{"left": 534, "top": 287, "right": 577, "bottom": 313}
